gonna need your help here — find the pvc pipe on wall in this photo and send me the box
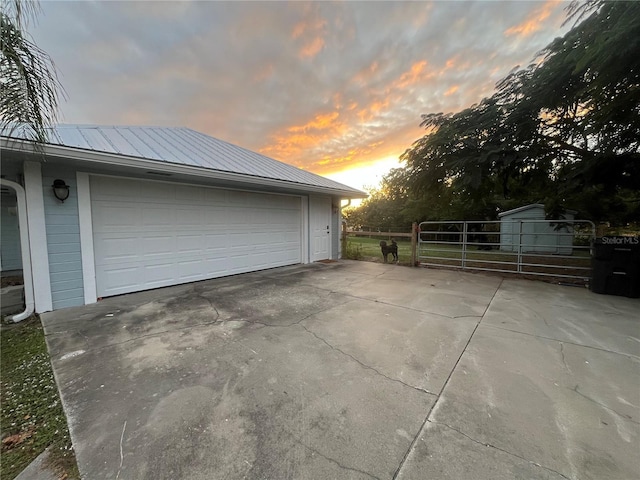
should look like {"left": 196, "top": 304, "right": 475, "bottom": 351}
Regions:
{"left": 1, "top": 179, "right": 35, "bottom": 322}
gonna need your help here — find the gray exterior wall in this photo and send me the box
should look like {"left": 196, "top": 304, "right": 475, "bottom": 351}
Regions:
{"left": 42, "top": 165, "right": 84, "bottom": 309}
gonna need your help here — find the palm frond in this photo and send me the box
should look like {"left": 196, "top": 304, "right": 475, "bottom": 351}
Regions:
{"left": 0, "top": 1, "right": 64, "bottom": 144}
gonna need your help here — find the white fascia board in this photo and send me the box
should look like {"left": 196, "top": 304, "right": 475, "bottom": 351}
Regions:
{"left": 2, "top": 139, "right": 368, "bottom": 199}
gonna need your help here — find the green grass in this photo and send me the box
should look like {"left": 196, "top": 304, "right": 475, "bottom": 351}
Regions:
{"left": 346, "top": 236, "right": 591, "bottom": 283}
{"left": 1, "top": 316, "right": 79, "bottom": 480}
{"left": 345, "top": 236, "right": 413, "bottom": 264}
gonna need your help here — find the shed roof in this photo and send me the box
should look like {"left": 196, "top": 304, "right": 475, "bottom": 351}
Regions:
{"left": 498, "top": 203, "right": 545, "bottom": 218}
{"left": 498, "top": 203, "right": 578, "bottom": 218}
{"left": 2, "top": 124, "right": 366, "bottom": 197}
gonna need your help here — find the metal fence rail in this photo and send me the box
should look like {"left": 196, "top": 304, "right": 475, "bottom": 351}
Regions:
{"left": 418, "top": 220, "right": 596, "bottom": 282}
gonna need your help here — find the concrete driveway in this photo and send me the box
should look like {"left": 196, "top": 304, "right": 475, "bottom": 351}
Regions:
{"left": 41, "top": 261, "right": 639, "bottom": 480}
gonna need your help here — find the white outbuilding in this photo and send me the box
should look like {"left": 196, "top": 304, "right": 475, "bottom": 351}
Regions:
{"left": 498, "top": 204, "right": 576, "bottom": 254}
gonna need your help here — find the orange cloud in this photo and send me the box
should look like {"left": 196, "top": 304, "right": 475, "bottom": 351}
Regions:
{"left": 394, "top": 60, "right": 428, "bottom": 89}
{"left": 352, "top": 61, "right": 380, "bottom": 85}
{"left": 299, "top": 36, "right": 325, "bottom": 58}
{"left": 259, "top": 56, "right": 450, "bottom": 176}
{"left": 288, "top": 112, "right": 341, "bottom": 133}
{"left": 252, "top": 64, "right": 274, "bottom": 83}
{"left": 292, "top": 22, "right": 306, "bottom": 39}
{"left": 261, "top": 111, "right": 347, "bottom": 164}
{"left": 504, "top": 0, "right": 560, "bottom": 38}
{"left": 292, "top": 15, "right": 327, "bottom": 59}
{"left": 444, "top": 85, "right": 459, "bottom": 96}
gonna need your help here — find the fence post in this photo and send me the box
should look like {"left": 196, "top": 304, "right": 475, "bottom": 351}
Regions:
{"left": 517, "top": 220, "right": 523, "bottom": 273}
{"left": 462, "top": 221, "right": 467, "bottom": 268}
{"left": 411, "top": 222, "right": 418, "bottom": 266}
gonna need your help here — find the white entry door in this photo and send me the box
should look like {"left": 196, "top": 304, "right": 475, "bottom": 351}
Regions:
{"left": 309, "top": 196, "right": 331, "bottom": 262}
{"left": 91, "top": 176, "right": 302, "bottom": 297}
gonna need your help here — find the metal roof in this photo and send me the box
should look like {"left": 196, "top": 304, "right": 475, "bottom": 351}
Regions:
{"left": 2, "top": 124, "right": 366, "bottom": 196}
{"left": 498, "top": 203, "right": 545, "bottom": 218}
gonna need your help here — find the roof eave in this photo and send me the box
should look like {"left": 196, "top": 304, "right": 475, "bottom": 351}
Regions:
{"left": 1, "top": 137, "right": 368, "bottom": 199}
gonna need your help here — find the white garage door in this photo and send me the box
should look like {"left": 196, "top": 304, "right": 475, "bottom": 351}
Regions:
{"left": 91, "top": 176, "right": 302, "bottom": 297}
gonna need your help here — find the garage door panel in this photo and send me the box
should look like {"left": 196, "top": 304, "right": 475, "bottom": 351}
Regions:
{"left": 138, "top": 181, "right": 172, "bottom": 201}
{"left": 177, "top": 260, "right": 205, "bottom": 281}
{"left": 92, "top": 204, "right": 138, "bottom": 229}
{"left": 97, "top": 265, "right": 141, "bottom": 292}
{"left": 175, "top": 184, "right": 204, "bottom": 202}
{"left": 176, "top": 234, "right": 204, "bottom": 253}
{"left": 203, "top": 188, "right": 227, "bottom": 204}
{"left": 204, "top": 233, "right": 228, "bottom": 250}
{"left": 228, "top": 208, "right": 249, "bottom": 224}
{"left": 175, "top": 207, "right": 204, "bottom": 226}
{"left": 92, "top": 177, "right": 301, "bottom": 297}
{"left": 202, "top": 257, "right": 229, "bottom": 274}
{"left": 98, "top": 237, "right": 140, "bottom": 262}
{"left": 204, "top": 208, "right": 228, "bottom": 224}
{"left": 142, "top": 262, "right": 175, "bottom": 279}
{"left": 140, "top": 234, "right": 175, "bottom": 254}
{"left": 141, "top": 206, "right": 175, "bottom": 226}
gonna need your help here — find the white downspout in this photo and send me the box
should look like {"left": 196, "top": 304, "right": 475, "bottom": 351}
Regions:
{"left": 1, "top": 179, "right": 35, "bottom": 322}
{"left": 339, "top": 199, "right": 352, "bottom": 259}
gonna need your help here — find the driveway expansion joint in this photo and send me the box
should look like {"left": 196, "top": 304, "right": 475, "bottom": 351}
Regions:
{"left": 392, "top": 278, "right": 503, "bottom": 480}
{"left": 300, "top": 324, "right": 437, "bottom": 396}
{"left": 484, "top": 324, "right": 640, "bottom": 360}
{"left": 289, "top": 433, "right": 382, "bottom": 480}
{"left": 427, "top": 420, "right": 572, "bottom": 480}
{"left": 297, "top": 281, "right": 484, "bottom": 320}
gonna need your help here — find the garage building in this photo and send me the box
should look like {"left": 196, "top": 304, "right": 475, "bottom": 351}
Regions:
{"left": 1, "top": 125, "right": 365, "bottom": 316}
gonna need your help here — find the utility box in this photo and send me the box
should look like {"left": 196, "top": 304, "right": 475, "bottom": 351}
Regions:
{"left": 590, "top": 236, "right": 640, "bottom": 298}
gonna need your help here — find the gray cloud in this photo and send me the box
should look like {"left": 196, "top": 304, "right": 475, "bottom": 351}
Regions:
{"left": 32, "top": 0, "right": 569, "bottom": 175}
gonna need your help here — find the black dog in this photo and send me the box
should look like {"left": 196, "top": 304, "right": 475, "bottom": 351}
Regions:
{"left": 380, "top": 239, "right": 398, "bottom": 263}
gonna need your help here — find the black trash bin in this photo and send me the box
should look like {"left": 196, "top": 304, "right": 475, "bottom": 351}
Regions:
{"left": 591, "top": 236, "right": 640, "bottom": 298}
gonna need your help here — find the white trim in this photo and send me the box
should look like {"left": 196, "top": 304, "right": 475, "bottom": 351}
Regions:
{"left": 23, "top": 161, "right": 53, "bottom": 312}
{"left": 309, "top": 195, "right": 332, "bottom": 262}
{"left": 301, "top": 196, "right": 309, "bottom": 264}
{"left": 87, "top": 172, "right": 305, "bottom": 199}
{"left": 2, "top": 139, "right": 366, "bottom": 198}
{"left": 0, "top": 179, "right": 35, "bottom": 321}
{"left": 77, "top": 172, "right": 97, "bottom": 304}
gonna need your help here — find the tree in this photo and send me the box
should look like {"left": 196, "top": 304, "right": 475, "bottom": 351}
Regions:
{"left": 1, "top": 0, "right": 63, "bottom": 143}
{"left": 342, "top": 169, "right": 417, "bottom": 230}
{"left": 400, "top": 0, "right": 640, "bottom": 224}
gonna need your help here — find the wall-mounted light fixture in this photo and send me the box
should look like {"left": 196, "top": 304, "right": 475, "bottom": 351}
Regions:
{"left": 52, "top": 179, "right": 70, "bottom": 202}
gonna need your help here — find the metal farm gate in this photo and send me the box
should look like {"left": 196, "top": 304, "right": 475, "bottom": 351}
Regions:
{"left": 418, "top": 220, "right": 596, "bottom": 283}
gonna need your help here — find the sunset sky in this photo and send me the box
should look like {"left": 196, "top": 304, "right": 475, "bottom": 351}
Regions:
{"left": 31, "top": 1, "right": 570, "bottom": 192}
